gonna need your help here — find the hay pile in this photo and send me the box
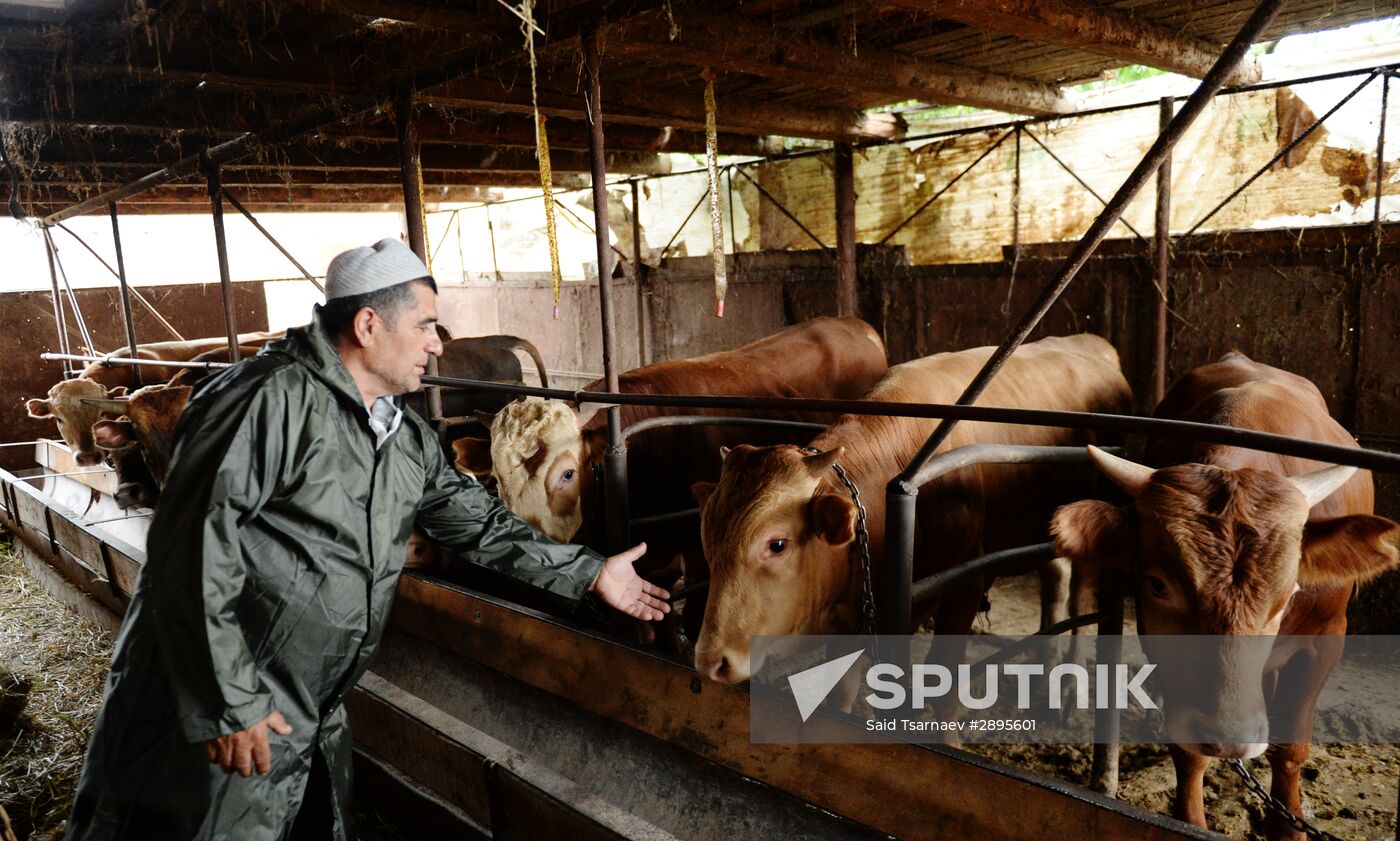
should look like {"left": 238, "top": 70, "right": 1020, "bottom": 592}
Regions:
{"left": 0, "top": 533, "right": 112, "bottom": 841}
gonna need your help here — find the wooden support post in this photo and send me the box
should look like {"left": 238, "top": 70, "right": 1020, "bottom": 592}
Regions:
{"left": 834, "top": 143, "right": 858, "bottom": 318}
{"left": 1153, "top": 97, "right": 1173, "bottom": 406}
{"left": 583, "top": 28, "right": 630, "bottom": 554}
{"left": 395, "top": 85, "right": 443, "bottom": 424}
{"left": 43, "top": 230, "right": 73, "bottom": 376}
{"left": 107, "top": 201, "right": 142, "bottom": 385}
{"left": 205, "top": 162, "right": 240, "bottom": 362}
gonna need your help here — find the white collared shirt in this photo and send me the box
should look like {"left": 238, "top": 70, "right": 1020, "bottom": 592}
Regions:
{"left": 366, "top": 397, "right": 403, "bottom": 449}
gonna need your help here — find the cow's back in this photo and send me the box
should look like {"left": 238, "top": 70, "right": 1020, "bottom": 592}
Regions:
{"left": 1147, "top": 352, "right": 1371, "bottom": 520}
{"left": 815, "top": 334, "right": 1134, "bottom": 559}
{"left": 582, "top": 317, "right": 888, "bottom": 521}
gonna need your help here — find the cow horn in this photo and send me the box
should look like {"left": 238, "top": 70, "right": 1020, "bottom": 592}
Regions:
{"left": 803, "top": 446, "right": 843, "bottom": 476}
{"left": 1087, "top": 445, "right": 1153, "bottom": 498}
{"left": 1290, "top": 464, "right": 1357, "bottom": 509}
{"left": 79, "top": 397, "right": 131, "bottom": 413}
{"left": 719, "top": 446, "right": 731, "bottom": 460}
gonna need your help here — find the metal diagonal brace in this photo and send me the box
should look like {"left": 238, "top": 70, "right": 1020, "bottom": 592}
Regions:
{"left": 732, "top": 165, "right": 834, "bottom": 256}
{"left": 1020, "top": 126, "right": 1147, "bottom": 243}
{"left": 53, "top": 222, "right": 185, "bottom": 341}
{"left": 876, "top": 128, "right": 1015, "bottom": 246}
{"left": 221, "top": 190, "right": 323, "bottom": 292}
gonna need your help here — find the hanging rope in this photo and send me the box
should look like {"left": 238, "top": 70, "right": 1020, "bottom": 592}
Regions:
{"left": 522, "top": 0, "right": 562, "bottom": 319}
{"left": 703, "top": 67, "right": 727, "bottom": 317}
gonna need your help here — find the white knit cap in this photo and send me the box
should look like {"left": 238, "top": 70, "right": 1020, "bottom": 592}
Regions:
{"left": 324, "top": 238, "right": 431, "bottom": 301}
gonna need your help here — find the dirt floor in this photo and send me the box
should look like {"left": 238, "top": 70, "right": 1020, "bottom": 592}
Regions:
{"left": 964, "top": 573, "right": 1400, "bottom": 841}
{"left": 0, "top": 532, "right": 402, "bottom": 841}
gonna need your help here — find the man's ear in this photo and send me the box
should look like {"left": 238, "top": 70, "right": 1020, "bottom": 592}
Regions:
{"left": 452, "top": 437, "right": 494, "bottom": 477}
{"left": 692, "top": 481, "right": 716, "bottom": 509}
{"left": 810, "top": 493, "right": 857, "bottom": 547}
{"left": 24, "top": 398, "right": 52, "bottom": 418}
{"left": 1051, "top": 500, "right": 1137, "bottom": 572}
{"left": 351, "top": 306, "right": 378, "bottom": 346}
{"left": 1299, "top": 515, "right": 1400, "bottom": 586}
{"left": 92, "top": 419, "right": 135, "bottom": 451}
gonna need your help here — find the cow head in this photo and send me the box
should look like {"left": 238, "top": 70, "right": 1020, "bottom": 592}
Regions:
{"left": 1053, "top": 446, "right": 1400, "bottom": 758}
{"left": 87, "top": 384, "right": 192, "bottom": 488}
{"left": 480, "top": 397, "right": 591, "bottom": 542}
{"left": 691, "top": 444, "right": 858, "bottom": 685}
{"left": 25, "top": 380, "right": 127, "bottom": 466}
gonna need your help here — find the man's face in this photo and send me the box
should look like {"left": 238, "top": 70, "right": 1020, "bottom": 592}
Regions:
{"left": 366, "top": 282, "right": 443, "bottom": 396}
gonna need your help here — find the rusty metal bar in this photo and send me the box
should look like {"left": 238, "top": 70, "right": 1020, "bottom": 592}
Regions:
{"left": 876, "top": 129, "right": 1014, "bottom": 246}
{"left": 583, "top": 27, "right": 630, "bottom": 555}
{"left": 912, "top": 543, "right": 1055, "bottom": 607}
{"left": 1153, "top": 97, "right": 1173, "bottom": 405}
{"left": 834, "top": 142, "right": 858, "bottom": 316}
{"left": 732, "top": 166, "right": 834, "bottom": 256}
{"left": 107, "top": 202, "right": 142, "bottom": 387}
{"left": 40, "top": 353, "right": 231, "bottom": 370}
{"left": 220, "top": 190, "right": 323, "bottom": 292}
{"left": 52, "top": 223, "right": 185, "bottom": 341}
{"left": 43, "top": 230, "right": 73, "bottom": 376}
{"left": 205, "top": 162, "right": 241, "bottom": 362}
{"left": 623, "top": 414, "right": 828, "bottom": 440}
{"left": 1185, "top": 69, "right": 1380, "bottom": 237}
{"left": 1020, "top": 127, "right": 1147, "bottom": 242}
{"left": 631, "top": 178, "right": 650, "bottom": 366}
{"left": 1090, "top": 569, "right": 1126, "bottom": 797}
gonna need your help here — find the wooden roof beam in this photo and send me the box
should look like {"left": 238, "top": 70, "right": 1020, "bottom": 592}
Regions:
{"left": 422, "top": 76, "right": 905, "bottom": 142}
{"left": 881, "top": 0, "right": 1263, "bottom": 85}
{"left": 601, "top": 9, "right": 1073, "bottom": 116}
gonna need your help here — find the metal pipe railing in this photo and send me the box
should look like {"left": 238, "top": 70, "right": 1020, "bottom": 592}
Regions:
{"left": 622, "top": 414, "right": 828, "bottom": 440}
{"left": 911, "top": 542, "right": 1057, "bottom": 607}
{"left": 420, "top": 375, "right": 1400, "bottom": 474}
{"left": 40, "top": 353, "right": 231, "bottom": 370}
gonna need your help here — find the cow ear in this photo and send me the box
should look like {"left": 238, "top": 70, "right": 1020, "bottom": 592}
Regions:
{"left": 24, "top": 398, "right": 52, "bottom": 418}
{"left": 1052, "top": 500, "right": 1136, "bottom": 572}
{"left": 452, "top": 437, "right": 494, "bottom": 477}
{"left": 92, "top": 419, "right": 135, "bottom": 451}
{"left": 108, "top": 386, "right": 128, "bottom": 398}
{"left": 810, "top": 493, "right": 857, "bottom": 547}
{"left": 1299, "top": 515, "right": 1400, "bottom": 586}
{"left": 692, "top": 481, "right": 717, "bottom": 508}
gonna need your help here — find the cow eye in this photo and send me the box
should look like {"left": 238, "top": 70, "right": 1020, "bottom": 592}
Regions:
{"left": 767, "top": 539, "right": 788, "bottom": 555}
{"left": 561, "top": 469, "right": 576, "bottom": 483}
{"left": 1146, "top": 575, "right": 1168, "bottom": 597}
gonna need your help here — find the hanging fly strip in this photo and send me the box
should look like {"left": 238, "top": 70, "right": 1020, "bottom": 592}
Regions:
{"left": 703, "top": 68, "right": 727, "bottom": 317}
{"left": 522, "top": 0, "right": 562, "bottom": 318}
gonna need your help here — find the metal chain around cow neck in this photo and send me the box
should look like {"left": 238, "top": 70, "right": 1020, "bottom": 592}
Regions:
{"left": 1226, "top": 759, "right": 1346, "bottom": 841}
{"left": 800, "top": 447, "right": 875, "bottom": 635}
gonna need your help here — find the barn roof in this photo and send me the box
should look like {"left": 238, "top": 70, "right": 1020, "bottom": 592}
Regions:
{"left": 1, "top": 0, "right": 1395, "bottom": 216}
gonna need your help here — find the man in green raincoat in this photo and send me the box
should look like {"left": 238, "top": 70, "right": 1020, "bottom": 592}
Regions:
{"left": 65, "top": 239, "right": 670, "bottom": 841}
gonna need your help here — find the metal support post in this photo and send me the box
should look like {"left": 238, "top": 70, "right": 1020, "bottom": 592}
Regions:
{"left": 631, "top": 179, "right": 651, "bottom": 366}
{"left": 1090, "top": 568, "right": 1125, "bottom": 797}
{"left": 395, "top": 85, "right": 443, "bottom": 425}
{"left": 835, "top": 142, "right": 858, "bottom": 317}
{"left": 108, "top": 201, "right": 142, "bottom": 386}
{"left": 584, "top": 27, "right": 630, "bottom": 553}
{"left": 1152, "top": 97, "right": 1173, "bottom": 406}
{"left": 205, "top": 161, "right": 241, "bottom": 362}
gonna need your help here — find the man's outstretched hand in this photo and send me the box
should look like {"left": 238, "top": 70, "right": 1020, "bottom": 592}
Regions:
{"left": 590, "top": 542, "right": 671, "bottom": 621}
{"left": 205, "top": 711, "right": 293, "bottom": 777}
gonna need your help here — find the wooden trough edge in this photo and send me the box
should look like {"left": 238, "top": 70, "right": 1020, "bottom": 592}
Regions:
{"left": 392, "top": 571, "right": 1226, "bottom": 841}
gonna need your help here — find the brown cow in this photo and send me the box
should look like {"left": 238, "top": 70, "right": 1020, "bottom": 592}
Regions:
{"left": 692, "top": 334, "right": 1133, "bottom": 685}
{"left": 25, "top": 332, "right": 283, "bottom": 464}
{"left": 1051, "top": 352, "right": 1400, "bottom": 839}
{"left": 461, "top": 316, "right": 890, "bottom": 640}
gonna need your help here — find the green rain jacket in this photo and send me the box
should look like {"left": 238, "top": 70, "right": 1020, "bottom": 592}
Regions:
{"left": 65, "top": 315, "right": 605, "bottom": 841}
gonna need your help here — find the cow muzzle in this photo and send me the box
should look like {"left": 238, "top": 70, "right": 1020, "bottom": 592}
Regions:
{"left": 1166, "top": 705, "right": 1269, "bottom": 759}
